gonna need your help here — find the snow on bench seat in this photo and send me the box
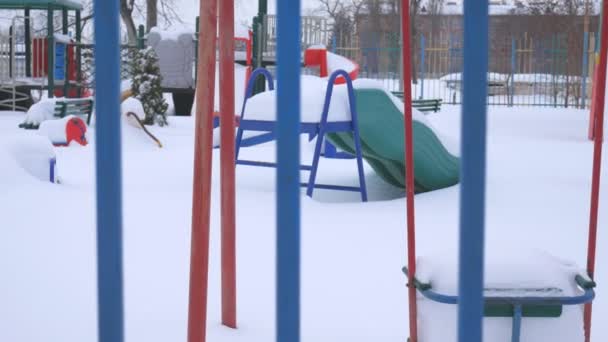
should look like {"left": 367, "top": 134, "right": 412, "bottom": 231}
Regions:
{"left": 414, "top": 248, "right": 588, "bottom": 342}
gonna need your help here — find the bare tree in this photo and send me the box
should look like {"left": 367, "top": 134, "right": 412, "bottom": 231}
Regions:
{"left": 146, "top": 0, "right": 158, "bottom": 32}
{"left": 120, "top": 0, "right": 137, "bottom": 43}
{"left": 119, "top": 0, "right": 184, "bottom": 43}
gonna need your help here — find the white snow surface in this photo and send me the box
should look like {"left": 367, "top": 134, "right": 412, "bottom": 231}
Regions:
{"left": 4, "top": 133, "right": 55, "bottom": 183}
{"left": 326, "top": 51, "right": 358, "bottom": 75}
{"left": 22, "top": 98, "right": 58, "bottom": 126}
{"left": 38, "top": 115, "right": 78, "bottom": 144}
{"left": 0, "top": 99, "right": 608, "bottom": 342}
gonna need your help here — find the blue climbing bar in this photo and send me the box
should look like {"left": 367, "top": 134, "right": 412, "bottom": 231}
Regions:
{"left": 276, "top": 1, "right": 301, "bottom": 342}
{"left": 458, "top": 1, "right": 489, "bottom": 342}
{"left": 93, "top": 0, "right": 124, "bottom": 341}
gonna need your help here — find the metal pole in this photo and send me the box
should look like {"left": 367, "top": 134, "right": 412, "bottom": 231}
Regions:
{"left": 76, "top": 10, "right": 82, "bottom": 97}
{"left": 219, "top": 0, "right": 237, "bottom": 329}
{"left": 63, "top": 8, "right": 69, "bottom": 97}
{"left": 401, "top": 1, "right": 418, "bottom": 341}
{"left": 62, "top": 8, "right": 68, "bottom": 34}
{"left": 583, "top": 31, "right": 590, "bottom": 109}
{"left": 93, "top": 0, "right": 124, "bottom": 340}
{"left": 47, "top": 6, "right": 55, "bottom": 98}
{"left": 187, "top": 0, "right": 217, "bottom": 341}
{"left": 584, "top": 2, "right": 608, "bottom": 340}
{"left": 420, "top": 35, "right": 425, "bottom": 100}
{"left": 194, "top": 17, "right": 199, "bottom": 84}
{"left": 458, "top": 0, "right": 489, "bottom": 342}
{"left": 511, "top": 38, "right": 516, "bottom": 107}
{"left": 25, "top": 8, "right": 31, "bottom": 78}
{"left": 137, "top": 25, "right": 145, "bottom": 49}
{"left": 276, "top": 0, "right": 301, "bottom": 341}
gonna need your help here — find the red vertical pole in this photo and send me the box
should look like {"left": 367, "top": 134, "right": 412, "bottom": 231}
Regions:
{"left": 187, "top": 0, "right": 217, "bottom": 341}
{"left": 219, "top": 0, "right": 237, "bottom": 329}
{"left": 401, "top": 1, "right": 418, "bottom": 341}
{"left": 584, "top": 1, "right": 608, "bottom": 341}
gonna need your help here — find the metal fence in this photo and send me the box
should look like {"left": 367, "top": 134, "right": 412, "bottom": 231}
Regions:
{"left": 332, "top": 31, "right": 597, "bottom": 108}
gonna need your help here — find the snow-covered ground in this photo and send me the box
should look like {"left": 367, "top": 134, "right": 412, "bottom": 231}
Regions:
{"left": 0, "top": 102, "right": 606, "bottom": 341}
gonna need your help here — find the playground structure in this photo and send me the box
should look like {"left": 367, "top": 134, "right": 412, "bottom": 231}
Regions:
{"left": 83, "top": 1, "right": 606, "bottom": 342}
{"left": 0, "top": 0, "right": 86, "bottom": 112}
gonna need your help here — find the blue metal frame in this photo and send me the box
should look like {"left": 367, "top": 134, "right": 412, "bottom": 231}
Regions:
{"left": 276, "top": 2, "right": 301, "bottom": 341}
{"left": 49, "top": 157, "right": 56, "bottom": 183}
{"left": 459, "top": 1, "right": 489, "bottom": 342}
{"left": 235, "top": 68, "right": 368, "bottom": 202}
{"left": 403, "top": 267, "right": 595, "bottom": 342}
{"left": 93, "top": 0, "right": 124, "bottom": 341}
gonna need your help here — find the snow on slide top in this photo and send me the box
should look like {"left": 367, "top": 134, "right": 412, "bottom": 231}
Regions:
{"left": 244, "top": 77, "right": 459, "bottom": 156}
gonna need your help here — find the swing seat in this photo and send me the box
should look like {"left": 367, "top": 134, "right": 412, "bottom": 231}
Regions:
{"left": 403, "top": 250, "right": 596, "bottom": 342}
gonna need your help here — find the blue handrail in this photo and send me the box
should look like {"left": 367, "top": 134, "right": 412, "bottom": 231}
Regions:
{"left": 403, "top": 267, "right": 595, "bottom": 306}
{"left": 307, "top": 69, "right": 367, "bottom": 201}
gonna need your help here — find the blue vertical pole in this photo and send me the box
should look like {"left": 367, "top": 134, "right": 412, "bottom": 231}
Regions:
{"left": 582, "top": 31, "right": 590, "bottom": 109}
{"left": 511, "top": 38, "right": 516, "bottom": 107}
{"left": 420, "top": 35, "right": 425, "bottom": 99}
{"left": 93, "top": 0, "right": 124, "bottom": 341}
{"left": 332, "top": 35, "right": 337, "bottom": 53}
{"left": 458, "top": 0, "right": 488, "bottom": 342}
{"left": 276, "top": 0, "right": 300, "bottom": 342}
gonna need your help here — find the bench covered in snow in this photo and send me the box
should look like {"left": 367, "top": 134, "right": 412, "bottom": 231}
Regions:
{"left": 19, "top": 98, "right": 94, "bottom": 130}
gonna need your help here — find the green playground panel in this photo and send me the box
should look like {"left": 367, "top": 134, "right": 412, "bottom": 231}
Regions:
{"left": 327, "top": 88, "right": 459, "bottom": 192}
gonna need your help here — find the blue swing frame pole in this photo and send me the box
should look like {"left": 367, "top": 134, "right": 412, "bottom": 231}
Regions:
{"left": 93, "top": 0, "right": 124, "bottom": 341}
{"left": 276, "top": 1, "right": 301, "bottom": 342}
{"left": 458, "top": 1, "right": 489, "bottom": 342}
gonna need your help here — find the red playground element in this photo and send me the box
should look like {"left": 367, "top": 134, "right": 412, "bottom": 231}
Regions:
{"left": 304, "top": 48, "right": 329, "bottom": 77}
{"left": 584, "top": 0, "right": 608, "bottom": 339}
{"left": 65, "top": 117, "right": 88, "bottom": 146}
{"left": 188, "top": 0, "right": 217, "bottom": 341}
{"left": 304, "top": 46, "right": 360, "bottom": 85}
{"left": 52, "top": 116, "right": 88, "bottom": 147}
{"left": 401, "top": 0, "right": 418, "bottom": 340}
{"left": 219, "top": 0, "right": 238, "bottom": 329}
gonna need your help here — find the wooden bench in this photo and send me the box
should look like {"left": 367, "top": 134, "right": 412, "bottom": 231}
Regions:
{"left": 391, "top": 92, "right": 442, "bottom": 113}
{"left": 19, "top": 98, "right": 94, "bottom": 130}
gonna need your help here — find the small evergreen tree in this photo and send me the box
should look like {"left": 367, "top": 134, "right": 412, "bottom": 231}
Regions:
{"left": 130, "top": 47, "right": 168, "bottom": 126}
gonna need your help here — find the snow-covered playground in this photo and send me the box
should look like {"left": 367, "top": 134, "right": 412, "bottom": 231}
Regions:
{"left": 1, "top": 0, "right": 608, "bottom": 342}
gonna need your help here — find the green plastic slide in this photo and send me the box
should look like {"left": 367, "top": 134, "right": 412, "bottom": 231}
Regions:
{"left": 327, "top": 88, "right": 460, "bottom": 193}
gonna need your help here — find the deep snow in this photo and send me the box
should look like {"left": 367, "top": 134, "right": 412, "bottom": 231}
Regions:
{"left": 0, "top": 102, "right": 607, "bottom": 341}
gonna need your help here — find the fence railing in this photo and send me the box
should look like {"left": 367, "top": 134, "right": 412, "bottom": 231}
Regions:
{"left": 331, "top": 31, "right": 597, "bottom": 108}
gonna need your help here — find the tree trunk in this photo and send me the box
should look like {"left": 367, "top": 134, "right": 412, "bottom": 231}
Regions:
{"left": 120, "top": 0, "right": 137, "bottom": 43}
{"left": 147, "top": 0, "right": 158, "bottom": 32}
